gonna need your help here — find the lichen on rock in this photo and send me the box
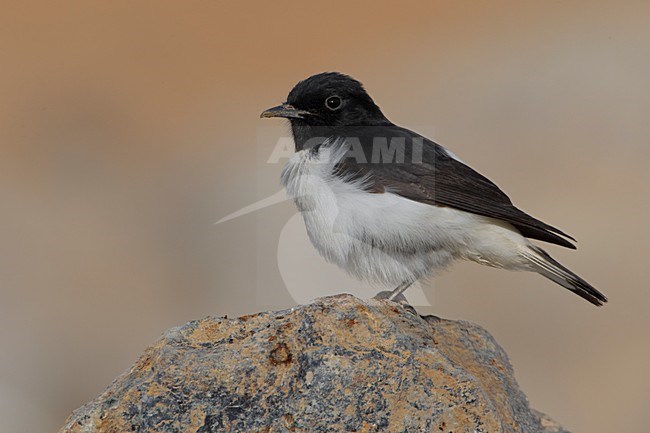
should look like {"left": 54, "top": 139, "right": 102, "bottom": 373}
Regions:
{"left": 59, "top": 294, "right": 569, "bottom": 433}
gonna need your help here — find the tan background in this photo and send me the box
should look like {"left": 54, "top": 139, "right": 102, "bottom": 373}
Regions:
{"left": 1, "top": 1, "right": 648, "bottom": 432}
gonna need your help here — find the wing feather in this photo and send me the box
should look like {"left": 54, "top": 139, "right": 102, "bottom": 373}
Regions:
{"left": 331, "top": 125, "right": 577, "bottom": 249}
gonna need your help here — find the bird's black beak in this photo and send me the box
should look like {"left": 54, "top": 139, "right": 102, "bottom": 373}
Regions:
{"left": 260, "top": 104, "right": 311, "bottom": 120}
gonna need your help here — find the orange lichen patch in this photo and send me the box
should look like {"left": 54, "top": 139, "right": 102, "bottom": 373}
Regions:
{"left": 281, "top": 414, "right": 296, "bottom": 432}
{"left": 269, "top": 342, "right": 292, "bottom": 365}
{"left": 187, "top": 408, "right": 206, "bottom": 431}
{"left": 185, "top": 318, "right": 233, "bottom": 345}
{"left": 354, "top": 303, "right": 370, "bottom": 314}
{"left": 133, "top": 349, "right": 156, "bottom": 372}
{"left": 344, "top": 403, "right": 356, "bottom": 418}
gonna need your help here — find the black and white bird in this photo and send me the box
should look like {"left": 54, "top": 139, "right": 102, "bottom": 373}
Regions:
{"left": 261, "top": 72, "right": 607, "bottom": 306}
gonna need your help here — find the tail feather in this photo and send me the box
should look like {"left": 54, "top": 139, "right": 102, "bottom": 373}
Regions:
{"left": 523, "top": 246, "right": 608, "bottom": 306}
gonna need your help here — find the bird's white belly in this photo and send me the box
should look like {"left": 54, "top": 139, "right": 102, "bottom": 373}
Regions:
{"left": 281, "top": 149, "right": 452, "bottom": 284}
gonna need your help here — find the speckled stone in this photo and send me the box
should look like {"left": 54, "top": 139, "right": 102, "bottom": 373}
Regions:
{"left": 59, "top": 294, "right": 569, "bottom": 433}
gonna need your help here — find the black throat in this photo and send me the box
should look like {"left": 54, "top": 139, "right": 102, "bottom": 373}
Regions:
{"left": 290, "top": 121, "right": 337, "bottom": 152}
{"left": 290, "top": 119, "right": 392, "bottom": 152}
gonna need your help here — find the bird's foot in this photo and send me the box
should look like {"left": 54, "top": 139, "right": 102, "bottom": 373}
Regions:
{"left": 373, "top": 290, "right": 408, "bottom": 303}
{"left": 373, "top": 290, "right": 418, "bottom": 315}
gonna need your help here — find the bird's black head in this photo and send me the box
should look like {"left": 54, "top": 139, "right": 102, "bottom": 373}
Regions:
{"left": 261, "top": 72, "right": 390, "bottom": 150}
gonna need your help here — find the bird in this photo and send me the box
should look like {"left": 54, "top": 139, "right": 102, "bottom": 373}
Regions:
{"left": 260, "top": 72, "right": 607, "bottom": 306}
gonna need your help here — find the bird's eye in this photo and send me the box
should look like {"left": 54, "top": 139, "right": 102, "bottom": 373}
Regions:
{"left": 325, "top": 95, "right": 342, "bottom": 111}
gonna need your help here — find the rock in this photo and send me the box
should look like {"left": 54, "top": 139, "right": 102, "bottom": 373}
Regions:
{"left": 59, "top": 294, "right": 568, "bottom": 433}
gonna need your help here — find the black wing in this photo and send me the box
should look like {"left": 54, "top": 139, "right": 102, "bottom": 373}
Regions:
{"left": 332, "top": 125, "right": 576, "bottom": 249}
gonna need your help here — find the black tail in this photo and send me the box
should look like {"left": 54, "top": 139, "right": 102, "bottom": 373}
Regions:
{"left": 524, "top": 246, "right": 608, "bottom": 306}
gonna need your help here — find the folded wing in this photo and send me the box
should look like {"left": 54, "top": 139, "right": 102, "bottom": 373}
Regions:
{"left": 332, "top": 125, "right": 577, "bottom": 249}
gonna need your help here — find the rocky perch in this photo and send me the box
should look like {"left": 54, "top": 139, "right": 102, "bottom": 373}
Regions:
{"left": 59, "top": 294, "right": 569, "bottom": 433}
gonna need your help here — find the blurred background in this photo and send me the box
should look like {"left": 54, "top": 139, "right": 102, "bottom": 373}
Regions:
{"left": 1, "top": 1, "right": 648, "bottom": 432}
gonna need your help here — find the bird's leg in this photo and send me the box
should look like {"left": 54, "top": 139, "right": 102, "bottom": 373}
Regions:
{"left": 387, "top": 280, "right": 414, "bottom": 301}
